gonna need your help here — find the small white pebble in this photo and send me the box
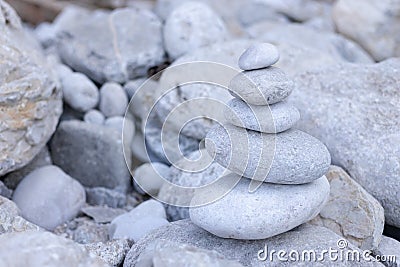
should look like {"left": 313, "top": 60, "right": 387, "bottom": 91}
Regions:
{"left": 238, "top": 43, "right": 280, "bottom": 71}
{"left": 61, "top": 72, "right": 99, "bottom": 112}
{"left": 99, "top": 82, "right": 128, "bottom": 117}
{"left": 84, "top": 109, "right": 105, "bottom": 125}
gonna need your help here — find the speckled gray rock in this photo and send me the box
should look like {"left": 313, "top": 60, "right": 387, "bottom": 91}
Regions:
{"left": 0, "top": 195, "right": 41, "bottom": 234}
{"left": 74, "top": 223, "right": 109, "bottom": 244}
{"left": 289, "top": 58, "right": 400, "bottom": 227}
{"left": 0, "top": 1, "right": 62, "bottom": 176}
{"left": 81, "top": 206, "right": 125, "bottom": 224}
{"left": 85, "top": 239, "right": 131, "bottom": 267}
{"left": 84, "top": 109, "right": 105, "bottom": 125}
{"left": 310, "top": 166, "right": 384, "bottom": 250}
{"left": 54, "top": 6, "right": 164, "bottom": 83}
{"left": 2, "top": 146, "right": 52, "bottom": 190}
{"left": 12, "top": 165, "right": 86, "bottom": 230}
{"left": 238, "top": 43, "right": 280, "bottom": 70}
{"left": 229, "top": 67, "right": 294, "bottom": 105}
{"left": 50, "top": 120, "right": 131, "bottom": 192}
{"left": 99, "top": 82, "right": 129, "bottom": 118}
{"left": 137, "top": 240, "right": 244, "bottom": 267}
{"left": 60, "top": 72, "right": 99, "bottom": 112}
{"left": 54, "top": 217, "right": 109, "bottom": 244}
{"left": 190, "top": 174, "right": 329, "bottom": 239}
{"left": 109, "top": 200, "right": 169, "bottom": 241}
{"left": 158, "top": 149, "right": 229, "bottom": 221}
{"left": 206, "top": 124, "right": 331, "bottom": 183}
{"left": 85, "top": 187, "right": 127, "bottom": 208}
{"left": 373, "top": 236, "right": 400, "bottom": 267}
{"left": 133, "top": 162, "right": 170, "bottom": 196}
{"left": 224, "top": 98, "right": 300, "bottom": 133}
{"left": 333, "top": 0, "right": 400, "bottom": 61}
{"left": 0, "top": 231, "right": 107, "bottom": 267}
{"left": 163, "top": 2, "right": 229, "bottom": 60}
{"left": 247, "top": 22, "right": 373, "bottom": 64}
{"left": 156, "top": 40, "right": 253, "bottom": 140}
{"left": 124, "top": 220, "right": 379, "bottom": 267}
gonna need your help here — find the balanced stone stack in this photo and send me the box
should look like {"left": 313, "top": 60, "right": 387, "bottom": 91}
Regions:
{"left": 189, "top": 43, "right": 332, "bottom": 240}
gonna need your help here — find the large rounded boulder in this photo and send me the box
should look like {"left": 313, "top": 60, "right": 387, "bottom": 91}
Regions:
{"left": 0, "top": 1, "right": 62, "bottom": 176}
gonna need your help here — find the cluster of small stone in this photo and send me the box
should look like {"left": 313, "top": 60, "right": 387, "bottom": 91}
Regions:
{"left": 189, "top": 43, "right": 332, "bottom": 240}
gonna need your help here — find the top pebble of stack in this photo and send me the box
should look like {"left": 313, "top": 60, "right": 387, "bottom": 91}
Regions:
{"left": 238, "top": 43, "right": 280, "bottom": 70}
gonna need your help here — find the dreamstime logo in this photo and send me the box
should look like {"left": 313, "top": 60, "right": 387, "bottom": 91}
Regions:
{"left": 257, "top": 239, "right": 397, "bottom": 263}
{"left": 122, "top": 61, "right": 277, "bottom": 207}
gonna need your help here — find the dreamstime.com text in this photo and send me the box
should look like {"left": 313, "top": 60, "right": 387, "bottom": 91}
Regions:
{"left": 257, "top": 239, "right": 396, "bottom": 264}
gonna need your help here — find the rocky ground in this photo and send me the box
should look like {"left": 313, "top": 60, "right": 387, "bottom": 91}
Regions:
{"left": 0, "top": 0, "right": 400, "bottom": 266}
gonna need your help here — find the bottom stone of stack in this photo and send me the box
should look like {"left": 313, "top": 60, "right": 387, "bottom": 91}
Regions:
{"left": 124, "top": 220, "right": 378, "bottom": 267}
{"left": 189, "top": 174, "right": 330, "bottom": 240}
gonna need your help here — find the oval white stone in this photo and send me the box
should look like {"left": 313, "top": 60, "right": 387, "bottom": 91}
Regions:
{"left": 99, "top": 82, "right": 128, "bottom": 118}
{"left": 238, "top": 43, "right": 280, "bottom": 71}
{"left": 189, "top": 174, "right": 330, "bottom": 240}
{"left": 61, "top": 72, "right": 99, "bottom": 112}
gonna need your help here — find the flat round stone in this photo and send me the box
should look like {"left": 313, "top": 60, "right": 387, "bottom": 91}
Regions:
{"left": 205, "top": 124, "right": 331, "bottom": 184}
{"left": 189, "top": 174, "right": 330, "bottom": 240}
{"left": 224, "top": 98, "right": 300, "bottom": 133}
{"left": 238, "top": 43, "right": 280, "bottom": 71}
{"left": 229, "top": 67, "right": 294, "bottom": 105}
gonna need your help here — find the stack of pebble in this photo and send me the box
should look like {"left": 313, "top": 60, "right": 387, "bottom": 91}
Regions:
{"left": 189, "top": 43, "right": 332, "bottom": 240}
